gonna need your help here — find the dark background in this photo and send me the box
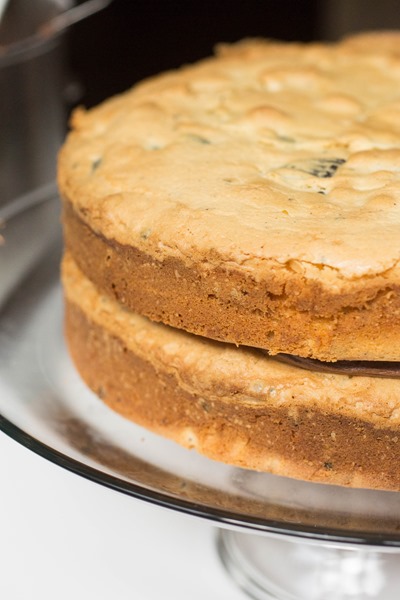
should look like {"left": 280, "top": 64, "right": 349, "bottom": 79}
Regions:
{"left": 69, "top": 0, "right": 320, "bottom": 107}
{"left": 68, "top": 0, "right": 400, "bottom": 108}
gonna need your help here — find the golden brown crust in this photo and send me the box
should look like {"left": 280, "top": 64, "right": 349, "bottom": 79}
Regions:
{"left": 59, "top": 34, "right": 400, "bottom": 490}
{"left": 63, "top": 199, "right": 400, "bottom": 361}
{"left": 58, "top": 34, "right": 400, "bottom": 360}
{"left": 62, "top": 254, "right": 400, "bottom": 490}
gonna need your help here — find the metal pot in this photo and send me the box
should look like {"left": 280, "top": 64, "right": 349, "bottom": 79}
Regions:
{"left": 0, "top": 0, "right": 111, "bottom": 207}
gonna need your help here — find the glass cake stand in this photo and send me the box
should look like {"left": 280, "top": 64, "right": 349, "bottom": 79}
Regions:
{"left": 1, "top": 196, "right": 400, "bottom": 600}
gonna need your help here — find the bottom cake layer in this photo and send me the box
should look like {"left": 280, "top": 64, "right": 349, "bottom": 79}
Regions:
{"left": 62, "top": 253, "right": 400, "bottom": 491}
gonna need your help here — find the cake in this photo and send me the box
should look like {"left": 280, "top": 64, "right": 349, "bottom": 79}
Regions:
{"left": 59, "top": 32, "right": 400, "bottom": 490}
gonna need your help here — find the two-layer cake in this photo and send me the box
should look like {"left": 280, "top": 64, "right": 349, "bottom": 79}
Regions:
{"left": 59, "top": 32, "right": 400, "bottom": 490}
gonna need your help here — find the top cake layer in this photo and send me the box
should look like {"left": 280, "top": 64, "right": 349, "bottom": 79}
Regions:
{"left": 59, "top": 32, "right": 400, "bottom": 278}
{"left": 59, "top": 32, "right": 400, "bottom": 360}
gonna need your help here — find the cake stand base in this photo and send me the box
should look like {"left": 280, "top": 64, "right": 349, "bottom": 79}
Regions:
{"left": 216, "top": 528, "right": 400, "bottom": 600}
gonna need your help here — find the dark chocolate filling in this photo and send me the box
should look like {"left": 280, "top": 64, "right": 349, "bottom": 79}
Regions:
{"left": 271, "top": 353, "right": 400, "bottom": 379}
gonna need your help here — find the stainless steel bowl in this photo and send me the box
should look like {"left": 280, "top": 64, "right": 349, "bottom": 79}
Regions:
{"left": 0, "top": 0, "right": 111, "bottom": 207}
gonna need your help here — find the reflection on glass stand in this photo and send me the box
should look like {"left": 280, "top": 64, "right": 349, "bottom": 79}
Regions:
{"left": 217, "top": 530, "right": 400, "bottom": 600}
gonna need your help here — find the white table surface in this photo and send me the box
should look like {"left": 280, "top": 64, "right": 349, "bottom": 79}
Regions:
{"left": 0, "top": 430, "right": 246, "bottom": 600}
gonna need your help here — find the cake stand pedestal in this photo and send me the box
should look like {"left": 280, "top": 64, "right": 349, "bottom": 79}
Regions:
{"left": 217, "top": 529, "right": 400, "bottom": 600}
